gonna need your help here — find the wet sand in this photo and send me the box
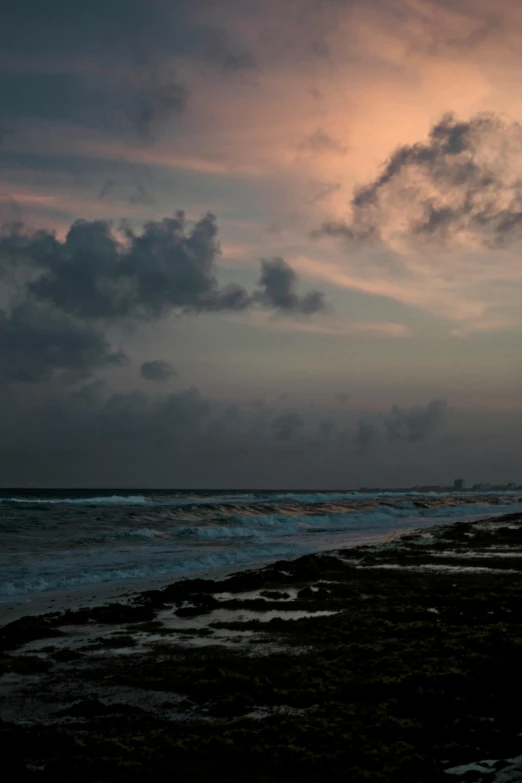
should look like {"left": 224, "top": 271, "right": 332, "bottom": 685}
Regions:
{"left": 2, "top": 510, "right": 522, "bottom": 781}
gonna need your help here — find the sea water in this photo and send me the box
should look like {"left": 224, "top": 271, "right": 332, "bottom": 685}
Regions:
{"left": 1, "top": 488, "right": 520, "bottom": 603}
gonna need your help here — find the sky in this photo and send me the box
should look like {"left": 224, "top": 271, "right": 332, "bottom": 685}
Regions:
{"left": 0, "top": 0, "right": 521, "bottom": 488}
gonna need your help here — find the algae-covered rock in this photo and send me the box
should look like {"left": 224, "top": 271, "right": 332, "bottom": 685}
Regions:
{"left": 0, "top": 616, "right": 64, "bottom": 651}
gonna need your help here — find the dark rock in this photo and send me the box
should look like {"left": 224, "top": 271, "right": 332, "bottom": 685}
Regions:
{"left": 51, "top": 648, "right": 83, "bottom": 662}
{"left": 175, "top": 605, "right": 212, "bottom": 618}
{"left": 56, "top": 699, "right": 145, "bottom": 718}
{"left": 0, "top": 654, "right": 52, "bottom": 675}
{"left": 61, "top": 603, "right": 155, "bottom": 626}
{"left": 0, "top": 617, "right": 64, "bottom": 651}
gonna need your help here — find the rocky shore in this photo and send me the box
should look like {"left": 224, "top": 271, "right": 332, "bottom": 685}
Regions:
{"left": 2, "top": 510, "right": 522, "bottom": 781}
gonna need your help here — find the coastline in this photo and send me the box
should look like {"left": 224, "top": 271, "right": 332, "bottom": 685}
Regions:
{"left": 2, "top": 499, "right": 519, "bottom": 627}
{"left": 3, "top": 509, "right": 522, "bottom": 781}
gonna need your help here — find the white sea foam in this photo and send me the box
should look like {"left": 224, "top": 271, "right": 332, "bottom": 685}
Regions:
{"left": 175, "top": 501, "right": 522, "bottom": 541}
{"left": 114, "top": 527, "right": 164, "bottom": 539}
{"left": 0, "top": 495, "right": 148, "bottom": 505}
{"left": 3, "top": 489, "right": 517, "bottom": 507}
{"left": 0, "top": 542, "right": 305, "bottom": 596}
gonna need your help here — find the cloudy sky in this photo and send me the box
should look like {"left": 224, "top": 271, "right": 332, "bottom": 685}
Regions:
{"left": 0, "top": 0, "right": 521, "bottom": 488}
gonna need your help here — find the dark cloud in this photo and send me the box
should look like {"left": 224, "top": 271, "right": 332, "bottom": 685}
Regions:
{"left": 102, "top": 386, "right": 210, "bottom": 442}
{"left": 0, "top": 58, "right": 186, "bottom": 143}
{"left": 0, "top": 69, "right": 96, "bottom": 127}
{"left": 128, "top": 179, "right": 155, "bottom": 206}
{"left": 111, "top": 55, "right": 188, "bottom": 141}
{"left": 0, "top": 302, "right": 125, "bottom": 383}
{"left": 201, "top": 402, "right": 243, "bottom": 444}
{"left": 1, "top": 2, "right": 190, "bottom": 138}
{"left": 383, "top": 400, "right": 448, "bottom": 442}
{"left": 272, "top": 412, "right": 303, "bottom": 440}
{"left": 354, "top": 400, "right": 448, "bottom": 451}
{"left": 200, "top": 26, "right": 258, "bottom": 72}
{"left": 0, "top": 213, "right": 239, "bottom": 320}
{"left": 98, "top": 176, "right": 155, "bottom": 205}
{"left": 2, "top": 1, "right": 169, "bottom": 57}
{"left": 140, "top": 360, "right": 177, "bottom": 382}
{"left": 99, "top": 178, "right": 116, "bottom": 200}
{"left": 316, "top": 112, "right": 522, "bottom": 249}
{"left": 0, "top": 125, "right": 14, "bottom": 145}
{"left": 257, "top": 258, "right": 327, "bottom": 314}
{"left": 319, "top": 418, "right": 336, "bottom": 437}
{"left": 0, "top": 211, "right": 327, "bottom": 384}
{"left": 71, "top": 380, "right": 109, "bottom": 406}
{"left": 0, "top": 213, "right": 327, "bottom": 322}
{"left": 401, "top": 1, "right": 502, "bottom": 56}
{"left": 307, "top": 181, "right": 341, "bottom": 204}
{"left": 354, "top": 418, "right": 378, "bottom": 452}
{"left": 0, "top": 383, "right": 517, "bottom": 487}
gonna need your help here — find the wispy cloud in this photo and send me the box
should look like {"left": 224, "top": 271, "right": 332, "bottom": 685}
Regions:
{"left": 231, "top": 310, "right": 411, "bottom": 338}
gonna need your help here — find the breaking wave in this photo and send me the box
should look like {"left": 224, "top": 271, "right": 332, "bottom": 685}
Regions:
{"left": 0, "top": 495, "right": 148, "bottom": 505}
{"left": 1, "top": 489, "right": 519, "bottom": 509}
{"left": 1, "top": 489, "right": 520, "bottom": 600}
{"left": 0, "top": 543, "right": 301, "bottom": 597}
{"left": 175, "top": 501, "right": 522, "bottom": 540}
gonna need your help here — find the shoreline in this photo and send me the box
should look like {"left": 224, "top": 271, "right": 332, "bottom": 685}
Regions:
{"left": 2, "top": 502, "right": 519, "bottom": 627}
{"left": 3, "top": 509, "right": 522, "bottom": 781}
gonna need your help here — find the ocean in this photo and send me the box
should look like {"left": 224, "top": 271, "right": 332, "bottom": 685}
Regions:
{"left": 1, "top": 488, "right": 521, "bottom": 606}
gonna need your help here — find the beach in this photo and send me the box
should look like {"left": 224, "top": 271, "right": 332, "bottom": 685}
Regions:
{"left": 3, "top": 506, "right": 522, "bottom": 781}
{"left": 2, "top": 489, "right": 520, "bottom": 614}
{"left": 4, "top": 1, "right": 522, "bottom": 777}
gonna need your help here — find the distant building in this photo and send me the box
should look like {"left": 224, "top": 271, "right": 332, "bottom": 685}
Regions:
{"left": 453, "top": 479, "right": 465, "bottom": 490}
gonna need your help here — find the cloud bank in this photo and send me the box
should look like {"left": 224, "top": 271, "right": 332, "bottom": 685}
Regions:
{"left": 354, "top": 400, "right": 448, "bottom": 452}
{"left": 0, "top": 385, "right": 517, "bottom": 487}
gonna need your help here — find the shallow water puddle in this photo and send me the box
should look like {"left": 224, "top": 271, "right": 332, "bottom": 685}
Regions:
{"left": 444, "top": 754, "right": 522, "bottom": 780}
{"left": 142, "top": 604, "right": 340, "bottom": 648}
{"left": 157, "top": 605, "right": 338, "bottom": 629}
{"left": 8, "top": 601, "right": 338, "bottom": 659}
{"left": 361, "top": 563, "right": 519, "bottom": 574}
{"left": 435, "top": 549, "right": 522, "bottom": 558}
{"left": 212, "top": 588, "right": 299, "bottom": 602}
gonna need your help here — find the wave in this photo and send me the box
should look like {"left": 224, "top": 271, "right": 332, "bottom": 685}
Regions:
{"left": 1, "top": 493, "right": 520, "bottom": 598}
{"left": 177, "top": 524, "right": 265, "bottom": 539}
{"left": 230, "top": 490, "right": 521, "bottom": 504}
{"left": 1, "top": 490, "right": 519, "bottom": 509}
{"left": 114, "top": 527, "right": 164, "bottom": 538}
{"left": 0, "top": 543, "right": 304, "bottom": 597}
{"left": 174, "top": 501, "right": 522, "bottom": 541}
{"left": 0, "top": 495, "right": 148, "bottom": 505}
{"left": 86, "top": 527, "right": 166, "bottom": 543}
